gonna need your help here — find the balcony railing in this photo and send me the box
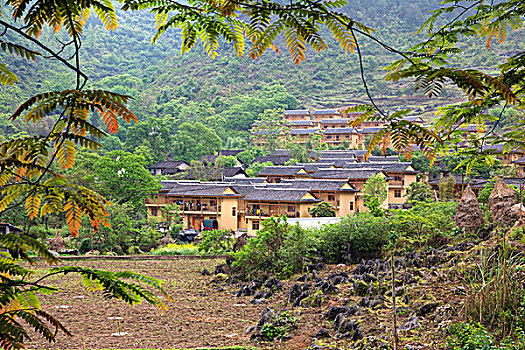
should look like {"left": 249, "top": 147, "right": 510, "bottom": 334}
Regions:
{"left": 389, "top": 180, "right": 405, "bottom": 186}
{"left": 245, "top": 208, "right": 299, "bottom": 218}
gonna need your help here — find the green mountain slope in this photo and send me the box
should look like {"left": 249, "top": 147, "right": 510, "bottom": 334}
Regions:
{"left": 0, "top": 0, "right": 522, "bottom": 153}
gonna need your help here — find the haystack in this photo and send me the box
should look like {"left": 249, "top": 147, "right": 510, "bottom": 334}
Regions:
{"left": 489, "top": 177, "right": 519, "bottom": 226}
{"left": 159, "top": 231, "right": 174, "bottom": 246}
{"left": 454, "top": 186, "right": 484, "bottom": 234}
{"left": 48, "top": 230, "right": 65, "bottom": 251}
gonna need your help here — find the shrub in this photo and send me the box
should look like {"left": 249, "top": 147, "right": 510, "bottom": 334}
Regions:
{"left": 150, "top": 243, "right": 200, "bottom": 256}
{"left": 231, "top": 217, "right": 287, "bottom": 278}
{"left": 198, "top": 229, "right": 234, "bottom": 255}
{"left": 231, "top": 217, "right": 319, "bottom": 278}
{"left": 447, "top": 323, "right": 525, "bottom": 350}
{"left": 390, "top": 201, "right": 457, "bottom": 250}
{"left": 79, "top": 238, "right": 91, "bottom": 253}
{"left": 308, "top": 202, "right": 336, "bottom": 217}
{"left": 317, "top": 213, "right": 389, "bottom": 264}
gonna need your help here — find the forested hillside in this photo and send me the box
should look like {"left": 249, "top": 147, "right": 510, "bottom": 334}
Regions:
{"left": 1, "top": 0, "right": 522, "bottom": 163}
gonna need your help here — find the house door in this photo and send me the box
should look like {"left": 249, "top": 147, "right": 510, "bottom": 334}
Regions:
{"left": 192, "top": 217, "right": 204, "bottom": 231}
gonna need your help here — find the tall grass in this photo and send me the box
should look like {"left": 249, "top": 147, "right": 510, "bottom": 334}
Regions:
{"left": 463, "top": 238, "right": 525, "bottom": 338}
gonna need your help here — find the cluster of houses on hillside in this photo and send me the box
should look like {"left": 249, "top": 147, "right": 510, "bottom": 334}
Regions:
{"left": 145, "top": 107, "right": 525, "bottom": 234}
{"left": 253, "top": 108, "right": 425, "bottom": 148}
{"left": 146, "top": 150, "right": 421, "bottom": 234}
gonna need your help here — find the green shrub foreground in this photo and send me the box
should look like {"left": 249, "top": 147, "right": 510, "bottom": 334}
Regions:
{"left": 229, "top": 201, "right": 458, "bottom": 278}
{"left": 447, "top": 323, "right": 525, "bottom": 350}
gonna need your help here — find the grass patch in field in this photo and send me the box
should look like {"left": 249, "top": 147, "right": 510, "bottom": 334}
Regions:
{"left": 150, "top": 243, "right": 200, "bottom": 256}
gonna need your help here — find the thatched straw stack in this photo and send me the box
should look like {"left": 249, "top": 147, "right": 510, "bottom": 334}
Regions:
{"left": 454, "top": 186, "right": 484, "bottom": 234}
{"left": 489, "top": 177, "right": 519, "bottom": 225}
{"left": 48, "top": 230, "right": 65, "bottom": 251}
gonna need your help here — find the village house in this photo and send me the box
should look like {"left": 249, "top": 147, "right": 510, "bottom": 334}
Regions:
{"left": 149, "top": 160, "right": 189, "bottom": 175}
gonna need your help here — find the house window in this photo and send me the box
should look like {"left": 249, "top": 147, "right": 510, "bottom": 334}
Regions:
{"left": 252, "top": 220, "right": 260, "bottom": 230}
{"left": 232, "top": 207, "right": 237, "bottom": 217}
{"left": 394, "top": 189, "right": 402, "bottom": 198}
{"left": 394, "top": 175, "right": 402, "bottom": 181}
{"left": 326, "top": 135, "right": 332, "bottom": 139}
{"left": 151, "top": 208, "right": 158, "bottom": 216}
{"left": 349, "top": 202, "right": 354, "bottom": 211}
{"left": 336, "top": 135, "right": 340, "bottom": 141}
{"left": 288, "top": 205, "right": 295, "bottom": 212}
{"left": 328, "top": 195, "right": 336, "bottom": 201}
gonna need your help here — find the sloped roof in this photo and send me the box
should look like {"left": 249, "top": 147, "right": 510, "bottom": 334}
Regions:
{"left": 277, "top": 179, "right": 358, "bottom": 192}
{"left": 322, "top": 127, "right": 359, "bottom": 134}
{"left": 284, "top": 109, "right": 310, "bottom": 115}
{"left": 296, "top": 163, "right": 333, "bottom": 172}
{"left": 222, "top": 167, "right": 247, "bottom": 178}
{"left": 310, "top": 150, "right": 362, "bottom": 159}
{"left": 256, "top": 166, "right": 308, "bottom": 176}
{"left": 166, "top": 183, "right": 242, "bottom": 197}
{"left": 368, "top": 156, "right": 400, "bottom": 162}
{"left": 219, "top": 150, "right": 243, "bottom": 156}
{"left": 150, "top": 160, "right": 188, "bottom": 169}
{"left": 289, "top": 120, "right": 315, "bottom": 126}
{"left": 290, "top": 128, "right": 320, "bottom": 135}
{"left": 270, "top": 149, "right": 292, "bottom": 156}
{"left": 244, "top": 188, "right": 321, "bottom": 202}
{"left": 224, "top": 177, "right": 267, "bottom": 184}
{"left": 321, "top": 118, "right": 351, "bottom": 124}
{"left": 310, "top": 169, "right": 389, "bottom": 179}
{"left": 359, "top": 127, "right": 384, "bottom": 134}
{"left": 342, "top": 162, "right": 418, "bottom": 173}
{"left": 312, "top": 109, "right": 341, "bottom": 115}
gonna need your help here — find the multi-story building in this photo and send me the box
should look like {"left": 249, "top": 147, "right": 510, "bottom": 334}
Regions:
{"left": 256, "top": 107, "right": 427, "bottom": 148}
{"left": 146, "top": 179, "right": 359, "bottom": 235}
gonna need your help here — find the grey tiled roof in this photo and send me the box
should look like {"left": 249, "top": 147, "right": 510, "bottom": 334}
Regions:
{"left": 219, "top": 150, "right": 243, "bottom": 156}
{"left": 322, "top": 127, "right": 359, "bottom": 134}
{"left": 290, "top": 128, "right": 320, "bottom": 135}
{"left": 224, "top": 177, "right": 267, "bottom": 184}
{"left": 359, "top": 127, "right": 384, "bottom": 133}
{"left": 321, "top": 118, "right": 351, "bottom": 124}
{"left": 312, "top": 109, "right": 341, "bottom": 115}
{"left": 256, "top": 166, "right": 308, "bottom": 176}
{"left": 277, "top": 179, "right": 358, "bottom": 192}
{"left": 270, "top": 149, "right": 292, "bottom": 157}
{"left": 310, "top": 150, "right": 363, "bottom": 158}
{"left": 284, "top": 109, "right": 310, "bottom": 115}
{"left": 342, "top": 162, "right": 418, "bottom": 173}
{"left": 164, "top": 182, "right": 241, "bottom": 197}
{"left": 222, "top": 167, "right": 247, "bottom": 177}
{"left": 244, "top": 188, "right": 321, "bottom": 202}
{"left": 150, "top": 160, "right": 188, "bottom": 169}
{"left": 289, "top": 120, "right": 315, "bottom": 126}
{"left": 310, "top": 169, "right": 389, "bottom": 179}
{"left": 368, "top": 156, "right": 400, "bottom": 162}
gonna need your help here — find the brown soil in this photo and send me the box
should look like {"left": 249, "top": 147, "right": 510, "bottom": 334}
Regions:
{"left": 27, "top": 257, "right": 465, "bottom": 349}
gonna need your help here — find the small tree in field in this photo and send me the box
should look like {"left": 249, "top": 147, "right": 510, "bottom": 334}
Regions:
{"left": 363, "top": 174, "right": 388, "bottom": 216}
{"left": 308, "top": 202, "right": 336, "bottom": 217}
{"left": 160, "top": 203, "right": 183, "bottom": 239}
{"left": 439, "top": 174, "right": 457, "bottom": 202}
{"left": 406, "top": 182, "right": 433, "bottom": 202}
